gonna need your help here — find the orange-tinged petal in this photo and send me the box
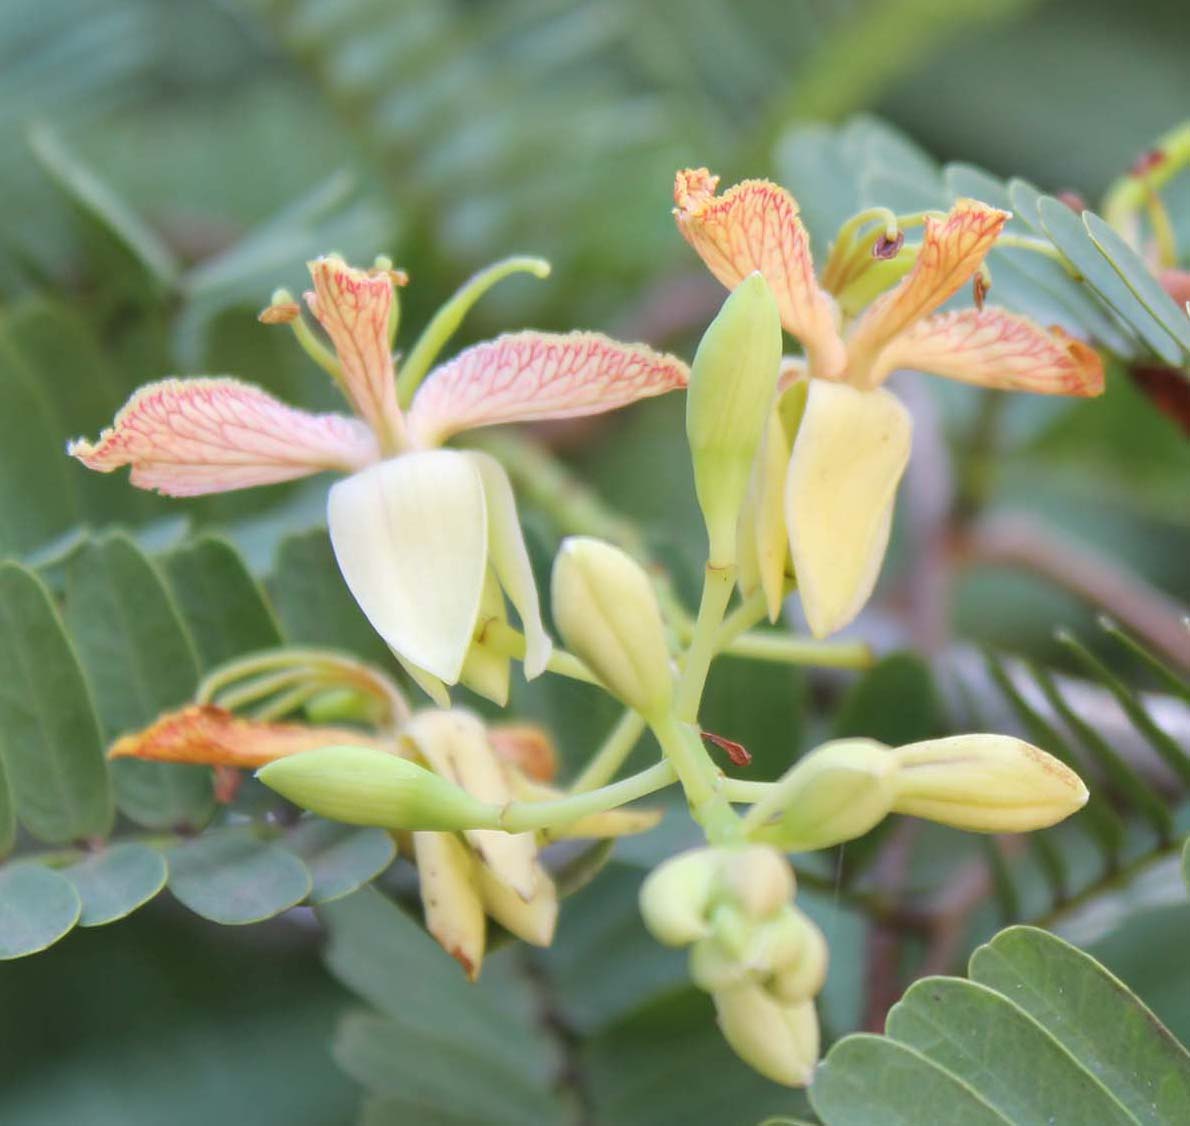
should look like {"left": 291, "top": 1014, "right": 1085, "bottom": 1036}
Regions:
{"left": 868, "top": 307, "right": 1105, "bottom": 396}
{"left": 107, "top": 704, "right": 388, "bottom": 769}
{"left": 846, "top": 199, "right": 1010, "bottom": 387}
{"left": 488, "top": 723, "right": 558, "bottom": 783}
{"left": 673, "top": 169, "right": 845, "bottom": 379}
{"left": 306, "top": 255, "right": 404, "bottom": 446}
{"left": 407, "top": 331, "right": 688, "bottom": 446}
{"left": 68, "top": 377, "right": 378, "bottom": 496}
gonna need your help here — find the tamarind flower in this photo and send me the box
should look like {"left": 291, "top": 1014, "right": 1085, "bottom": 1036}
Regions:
{"left": 70, "top": 255, "right": 688, "bottom": 695}
{"left": 673, "top": 170, "right": 1105, "bottom": 637}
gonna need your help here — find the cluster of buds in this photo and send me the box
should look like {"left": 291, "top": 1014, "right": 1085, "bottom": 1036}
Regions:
{"left": 640, "top": 845, "right": 824, "bottom": 1086}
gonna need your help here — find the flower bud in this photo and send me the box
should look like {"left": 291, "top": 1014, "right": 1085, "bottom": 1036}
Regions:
{"left": 890, "top": 734, "right": 1088, "bottom": 832}
{"left": 767, "top": 911, "right": 828, "bottom": 1004}
{"left": 713, "top": 985, "right": 819, "bottom": 1087}
{"left": 257, "top": 745, "right": 499, "bottom": 830}
{"left": 639, "top": 846, "right": 720, "bottom": 946}
{"left": 551, "top": 537, "right": 673, "bottom": 717}
{"left": 743, "top": 738, "right": 897, "bottom": 850}
{"left": 686, "top": 272, "right": 783, "bottom": 568}
{"left": 717, "top": 844, "right": 795, "bottom": 920}
{"left": 689, "top": 932, "right": 750, "bottom": 992}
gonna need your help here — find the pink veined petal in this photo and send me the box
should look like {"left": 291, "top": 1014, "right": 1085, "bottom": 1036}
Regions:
{"left": 869, "top": 307, "right": 1106, "bottom": 395}
{"left": 305, "top": 255, "right": 404, "bottom": 446}
{"left": 673, "top": 169, "right": 846, "bottom": 380}
{"left": 68, "top": 377, "right": 379, "bottom": 496}
{"left": 407, "top": 331, "right": 689, "bottom": 446}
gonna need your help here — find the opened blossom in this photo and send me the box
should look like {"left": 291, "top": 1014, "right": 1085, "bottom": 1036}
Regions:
{"left": 71, "top": 255, "right": 688, "bottom": 696}
{"left": 673, "top": 169, "right": 1104, "bottom": 637}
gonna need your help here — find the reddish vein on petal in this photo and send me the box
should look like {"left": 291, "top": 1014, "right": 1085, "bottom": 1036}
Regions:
{"left": 871, "top": 308, "right": 1105, "bottom": 396}
{"left": 673, "top": 169, "right": 846, "bottom": 380}
{"left": 68, "top": 377, "right": 379, "bottom": 496}
{"left": 407, "top": 331, "right": 689, "bottom": 446}
{"left": 306, "top": 255, "right": 404, "bottom": 448}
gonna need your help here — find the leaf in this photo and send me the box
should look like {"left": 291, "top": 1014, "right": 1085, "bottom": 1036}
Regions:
{"left": 61, "top": 842, "right": 168, "bottom": 927}
{"left": 162, "top": 534, "right": 283, "bottom": 669}
{"left": 0, "top": 864, "right": 81, "bottom": 959}
{"left": 1038, "top": 197, "right": 1183, "bottom": 366}
{"left": 62, "top": 532, "right": 214, "bottom": 830}
{"left": 0, "top": 562, "right": 113, "bottom": 843}
{"left": 1183, "top": 838, "right": 1189, "bottom": 895}
{"left": 811, "top": 1035, "right": 1012, "bottom": 1125}
{"left": 167, "top": 825, "right": 311, "bottom": 925}
{"left": 831, "top": 652, "right": 940, "bottom": 745}
{"left": 282, "top": 820, "right": 395, "bottom": 905}
{"left": 970, "top": 926, "right": 1190, "bottom": 1125}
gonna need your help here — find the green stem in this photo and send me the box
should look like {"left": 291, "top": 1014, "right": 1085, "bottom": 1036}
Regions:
{"left": 214, "top": 668, "right": 315, "bottom": 712}
{"left": 720, "top": 631, "right": 873, "bottom": 670}
{"left": 396, "top": 255, "right": 551, "bottom": 405}
{"left": 721, "top": 778, "right": 776, "bottom": 803}
{"left": 570, "top": 710, "right": 647, "bottom": 792}
{"left": 651, "top": 713, "right": 740, "bottom": 843}
{"left": 712, "top": 587, "right": 772, "bottom": 648}
{"left": 480, "top": 620, "right": 601, "bottom": 686}
{"left": 993, "top": 235, "right": 1080, "bottom": 276}
{"left": 674, "top": 563, "right": 736, "bottom": 722}
{"left": 499, "top": 760, "right": 676, "bottom": 833}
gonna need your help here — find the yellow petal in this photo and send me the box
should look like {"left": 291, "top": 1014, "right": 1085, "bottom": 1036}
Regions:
{"left": 404, "top": 711, "right": 539, "bottom": 900}
{"left": 845, "top": 199, "right": 1010, "bottom": 387}
{"left": 460, "top": 570, "right": 512, "bottom": 707}
{"left": 867, "top": 307, "right": 1105, "bottom": 396}
{"left": 477, "top": 861, "right": 558, "bottom": 946}
{"left": 466, "top": 452, "right": 552, "bottom": 679}
{"left": 712, "top": 985, "right": 819, "bottom": 1087}
{"left": 328, "top": 450, "right": 488, "bottom": 683}
{"left": 106, "top": 704, "right": 388, "bottom": 768}
{"left": 784, "top": 381, "right": 912, "bottom": 637}
{"left": 393, "top": 652, "right": 451, "bottom": 708}
{"left": 673, "top": 169, "right": 846, "bottom": 379}
{"left": 414, "top": 830, "right": 486, "bottom": 980}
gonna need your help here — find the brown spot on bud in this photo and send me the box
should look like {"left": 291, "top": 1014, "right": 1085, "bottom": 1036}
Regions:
{"left": 973, "top": 273, "right": 990, "bottom": 310}
{"left": 701, "top": 730, "right": 751, "bottom": 767}
{"left": 1131, "top": 148, "right": 1166, "bottom": 177}
{"left": 872, "top": 231, "right": 904, "bottom": 260}
{"left": 1056, "top": 191, "right": 1088, "bottom": 213}
{"left": 258, "top": 301, "right": 301, "bottom": 325}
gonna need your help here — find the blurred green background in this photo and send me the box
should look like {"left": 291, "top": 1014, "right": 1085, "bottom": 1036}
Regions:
{"left": 2, "top": 1, "right": 1189, "bottom": 1122}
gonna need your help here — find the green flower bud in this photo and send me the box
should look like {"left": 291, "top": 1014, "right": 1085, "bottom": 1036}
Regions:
{"left": 743, "top": 738, "right": 897, "bottom": 850}
{"left": 551, "top": 536, "right": 673, "bottom": 717}
{"left": 638, "top": 846, "right": 720, "bottom": 946}
{"left": 690, "top": 932, "right": 750, "bottom": 992}
{"left": 767, "top": 911, "right": 828, "bottom": 1004}
{"left": 713, "top": 985, "right": 820, "bottom": 1087}
{"left": 686, "top": 272, "right": 783, "bottom": 568}
{"left": 718, "top": 844, "right": 795, "bottom": 920}
{"left": 257, "top": 745, "right": 500, "bottom": 830}
{"left": 890, "top": 734, "right": 1089, "bottom": 832}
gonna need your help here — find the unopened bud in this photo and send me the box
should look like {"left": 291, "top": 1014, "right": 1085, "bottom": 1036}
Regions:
{"left": 686, "top": 272, "right": 783, "bottom": 568}
{"left": 890, "top": 734, "right": 1088, "bottom": 832}
{"left": 259, "top": 288, "right": 301, "bottom": 324}
{"left": 718, "top": 845, "right": 795, "bottom": 920}
{"left": 257, "top": 745, "right": 499, "bottom": 830}
{"left": 690, "top": 932, "right": 750, "bottom": 992}
{"left": 768, "top": 911, "right": 829, "bottom": 1004}
{"left": 639, "top": 847, "right": 720, "bottom": 946}
{"left": 743, "top": 738, "right": 897, "bottom": 850}
{"left": 713, "top": 985, "right": 819, "bottom": 1087}
{"left": 551, "top": 537, "right": 673, "bottom": 717}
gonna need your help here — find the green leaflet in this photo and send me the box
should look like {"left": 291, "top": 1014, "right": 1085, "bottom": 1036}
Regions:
{"left": 62, "top": 532, "right": 214, "bottom": 831}
{"left": 0, "top": 562, "right": 113, "bottom": 844}
{"left": 163, "top": 534, "right": 283, "bottom": 669}
{"left": 61, "top": 843, "right": 168, "bottom": 928}
{"left": 0, "top": 864, "right": 81, "bottom": 959}
{"left": 808, "top": 926, "right": 1190, "bottom": 1126}
{"left": 167, "top": 825, "right": 311, "bottom": 926}
{"left": 282, "top": 820, "right": 396, "bottom": 906}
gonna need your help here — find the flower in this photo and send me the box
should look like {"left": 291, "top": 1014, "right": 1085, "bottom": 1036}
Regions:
{"left": 673, "top": 170, "right": 1105, "bottom": 637}
{"left": 70, "top": 254, "right": 688, "bottom": 696}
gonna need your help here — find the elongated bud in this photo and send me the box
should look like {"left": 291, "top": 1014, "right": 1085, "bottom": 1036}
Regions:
{"left": 768, "top": 911, "right": 828, "bottom": 1004}
{"left": 639, "top": 846, "right": 720, "bottom": 946}
{"left": 890, "top": 734, "right": 1088, "bottom": 832}
{"left": 687, "top": 273, "right": 783, "bottom": 568}
{"left": 551, "top": 537, "right": 673, "bottom": 717}
{"left": 257, "top": 745, "right": 499, "bottom": 830}
{"left": 718, "top": 845, "right": 795, "bottom": 920}
{"left": 743, "top": 738, "right": 897, "bottom": 850}
{"left": 713, "top": 985, "right": 819, "bottom": 1087}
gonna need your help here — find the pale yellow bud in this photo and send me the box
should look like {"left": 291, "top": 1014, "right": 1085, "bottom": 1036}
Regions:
{"left": 890, "top": 734, "right": 1089, "bottom": 832}
{"left": 686, "top": 272, "right": 783, "bottom": 567}
{"left": 257, "top": 745, "right": 500, "bottom": 830}
{"left": 743, "top": 738, "right": 897, "bottom": 850}
{"left": 638, "top": 846, "right": 720, "bottom": 946}
{"left": 713, "top": 985, "right": 820, "bottom": 1087}
{"left": 717, "top": 844, "right": 795, "bottom": 920}
{"left": 768, "top": 911, "right": 829, "bottom": 1004}
{"left": 550, "top": 537, "right": 673, "bottom": 717}
{"left": 689, "top": 932, "right": 750, "bottom": 992}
